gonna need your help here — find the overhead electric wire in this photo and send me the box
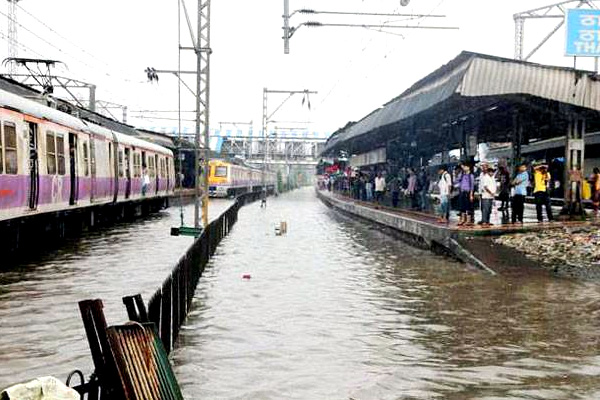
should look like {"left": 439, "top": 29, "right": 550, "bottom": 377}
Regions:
{"left": 0, "top": 5, "right": 172, "bottom": 125}
{"left": 130, "top": 110, "right": 197, "bottom": 113}
{"left": 318, "top": 0, "right": 451, "bottom": 112}
{"left": 130, "top": 115, "right": 196, "bottom": 122}
{"left": 16, "top": 3, "right": 148, "bottom": 85}
{"left": 297, "top": 9, "right": 445, "bottom": 18}
{"left": 0, "top": 31, "right": 44, "bottom": 59}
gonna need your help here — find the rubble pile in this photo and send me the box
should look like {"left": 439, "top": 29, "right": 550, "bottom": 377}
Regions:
{"left": 495, "top": 227, "right": 600, "bottom": 269}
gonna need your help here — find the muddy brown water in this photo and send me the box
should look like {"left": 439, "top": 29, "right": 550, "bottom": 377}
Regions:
{"left": 2, "top": 189, "right": 600, "bottom": 399}
{"left": 0, "top": 199, "right": 232, "bottom": 389}
{"left": 173, "top": 189, "right": 600, "bottom": 399}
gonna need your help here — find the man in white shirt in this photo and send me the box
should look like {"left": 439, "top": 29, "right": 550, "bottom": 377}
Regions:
{"left": 479, "top": 165, "right": 497, "bottom": 226}
{"left": 437, "top": 165, "right": 452, "bottom": 222}
{"left": 374, "top": 172, "right": 386, "bottom": 204}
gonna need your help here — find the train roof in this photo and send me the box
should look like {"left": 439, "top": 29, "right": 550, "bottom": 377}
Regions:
{"left": 0, "top": 87, "right": 172, "bottom": 156}
{"left": 210, "top": 158, "right": 263, "bottom": 170}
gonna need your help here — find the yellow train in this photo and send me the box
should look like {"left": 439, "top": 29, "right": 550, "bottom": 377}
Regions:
{"left": 208, "top": 159, "right": 276, "bottom": 197}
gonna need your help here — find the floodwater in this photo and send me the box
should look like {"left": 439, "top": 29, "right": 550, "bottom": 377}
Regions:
{"left": 172, "top": 188, "right": 600, "bottom": 400}
{"left": 0, "top": 198, "right": 232, "bottom": 389}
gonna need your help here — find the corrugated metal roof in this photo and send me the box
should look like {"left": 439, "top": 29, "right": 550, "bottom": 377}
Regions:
{"left": 324, "top": 51, "right": 600, "bottom": 154}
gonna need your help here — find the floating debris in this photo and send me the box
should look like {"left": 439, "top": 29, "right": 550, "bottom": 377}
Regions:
{"left": 494, "top": 227, "right": 600, "bottom": 269}
{"left": 275, "top": 221, "right": 288, "bottom": 236}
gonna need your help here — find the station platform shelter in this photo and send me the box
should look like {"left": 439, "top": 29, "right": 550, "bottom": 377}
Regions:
{"left": 322, "top": 51, "right": 600, "bottom": 206}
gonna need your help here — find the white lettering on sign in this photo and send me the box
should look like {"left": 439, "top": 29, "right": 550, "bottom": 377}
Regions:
{"left": 578, "top": 29, "right": 600, "bottom": 42}
{"left": 574, "top": 41, "right": 600, "bottom": 54}
{"left": 568, "top": 11, "right": 600, "bottom": 56}
{"left": 580, "top": 14, "right": 600, "bottom": 26}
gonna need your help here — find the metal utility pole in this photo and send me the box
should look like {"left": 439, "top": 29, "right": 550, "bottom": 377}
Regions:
{"left": 514, "top": 0, "right": 598, "bottom": 61}
{"left": 6, "top": 0, "right": 20, "bottom": 74}
{"left": 195, "top": 0, "right": 212, "bottom": 228}
{"left": 283, "top": 0, "right": 290, "bottom": 54}
{"left": 261, "top": 88, "right": 268, "bottom": 206}
{"left": 152, "top": 0, "right": 211, "bottom": 236}
{"left": 261, "top": 88, "right": 317, "bottom": 205}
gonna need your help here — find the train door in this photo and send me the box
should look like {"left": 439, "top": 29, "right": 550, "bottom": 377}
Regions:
{"left": 27, "top": 122, "right": 39, "bottom": 210}
{"left": 90, "top": 138, "right": 96, "bottom": 201}
{"left": 166, "top": 157, "right": 170, "bottom": 191}
{"left": 109, "top": 142, "right": 114, "bottom": 200}
{"left": 154, "top": 154, "right": 159, "bottom": 194}
{"left": 124, "top": 148, "right": 131, "bottom": 199}
{"left": 68, "top": 132, "right": 78, "bottom": 205}
{"left": 110, "top": 133, "right": 119, "bottom": 203}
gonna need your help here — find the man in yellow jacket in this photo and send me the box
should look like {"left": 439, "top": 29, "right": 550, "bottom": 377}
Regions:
{"left": 533, "top": 164, "right": 553, "bottom": 223}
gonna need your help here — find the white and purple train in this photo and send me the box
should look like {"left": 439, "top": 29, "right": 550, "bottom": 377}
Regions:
{"left": 0, "top": 87, "right": 175, "bottom": 223}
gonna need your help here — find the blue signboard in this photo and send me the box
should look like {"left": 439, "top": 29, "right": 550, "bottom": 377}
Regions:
{"left": 566, "top": 9, "right": 600, "bottom": 56}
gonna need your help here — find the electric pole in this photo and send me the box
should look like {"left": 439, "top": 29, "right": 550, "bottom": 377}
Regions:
{"left": 195, "top": 0, "right": 212, "bottom": 228}
{"left": 152, "top": 0, "right": 211, "bottom": 236}
{"left": 513, "top": 0, "right": 598, "bottom": 61}
{"left": 7, "top": 0, "right": 20, "bottom": 74}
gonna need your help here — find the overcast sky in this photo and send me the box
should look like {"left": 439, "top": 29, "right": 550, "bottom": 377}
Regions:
{"left": 5, "top": 0, "right": 599, "bottom": 138}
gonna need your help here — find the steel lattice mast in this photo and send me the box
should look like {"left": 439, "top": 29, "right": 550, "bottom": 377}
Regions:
{"left": 514, "top": 0, "right": 598, "bottom": 61}
{"left": 6, "top": 0, "right": 20, "bottom": 74}
{"left": 195, "top": 0, "right": 211, "bottom": 228}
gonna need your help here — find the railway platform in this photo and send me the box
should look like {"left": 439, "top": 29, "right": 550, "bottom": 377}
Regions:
{"left": 317, "top": 188, "right": 595, "bottom": 275}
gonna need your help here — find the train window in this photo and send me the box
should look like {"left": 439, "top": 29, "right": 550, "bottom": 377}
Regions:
{"left": 133, "top": 153, "right": 141, "bottom": 178}
{"left": 215, "top": 166, "right": 227, "bottom": 177}
{"left": 46, "top": 131, "right": 57, "bottom": 175}
{"left": 4, "top": 123, "right": 17, "bottom": 174}
{"left": 118, "top": 150, "right": 124, "bottom": 177}
{"left": 56, "top": 135, "right": 65, "bottom": 175}
{"left": 82, "top": 141, "right": 89, "bottom": 176}
{"left": 148, "top": 156, "right": 156, "bottom": 178}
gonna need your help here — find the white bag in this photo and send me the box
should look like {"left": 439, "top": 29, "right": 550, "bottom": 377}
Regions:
{"left": 1, "top": 377, "right": 79, "bottom": 400}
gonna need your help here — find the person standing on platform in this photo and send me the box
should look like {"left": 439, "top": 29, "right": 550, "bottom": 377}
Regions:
{"left": 511, "top": 162, "right": 529, "bottom": 224}
{"left": 591, "top": 167, "right": 600, "bottom": 216}
{"left": 480, "top": 165, "right": 497, "bottom": 226}
{"left": 365, "top": 174, "right": 374, "bottom": 201}
{"left": 457, "top": 163, "right": 475, "bottom": 226}
{"left": 437, "top": 165, "right": 452, "bottom": 223}
{"left": 388, "top": 174, "right": 400, "bottom": 208}
{"left": 417, "top": 167, "right": 430, "bottom": 211}
{"left": 407, "top": 168, "right": 418, "bottom": 209}
{"left": 359, "top": 174, "right": 367, "bottom": 201}
{"left": 374, "top": 172, "right": 386, "bottom": 204}
{"left": 533, "top": 164, "right": 554, "bottom": 223}
{"left": 497, "top": 165, "right": 510, "bottom": 212}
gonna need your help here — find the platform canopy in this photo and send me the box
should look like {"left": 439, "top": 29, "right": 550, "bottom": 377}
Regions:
{"left": 323, "top": 51, "right": 600, "bottom": 160}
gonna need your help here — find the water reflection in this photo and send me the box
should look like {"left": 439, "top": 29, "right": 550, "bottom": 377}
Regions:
{"left": 172, "top": 188, "right": 600, "bottom": 400}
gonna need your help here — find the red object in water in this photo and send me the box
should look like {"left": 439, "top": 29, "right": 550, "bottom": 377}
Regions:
{"left": 242, "top": 274, "right": 251, "bottom": 280}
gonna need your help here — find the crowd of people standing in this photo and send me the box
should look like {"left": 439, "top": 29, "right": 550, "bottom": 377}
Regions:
{"left": 322, "top": 158, "right": 600, "bottom": 226}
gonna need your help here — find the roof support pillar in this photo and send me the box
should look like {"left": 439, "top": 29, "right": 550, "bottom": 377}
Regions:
{"left": 562, "top": 116, "right": 586, "bottom": 219}
{"left": 465, "top": 117, "right": 480, "bottom": 162}
{"left": 459, "top": 121, "right": 476, "bottom": 163}
{"left": 511, "top": 110, "right": 523, "bottom": 172}
{"left": 440, "top": 124, "right": 451, "bottom": 164}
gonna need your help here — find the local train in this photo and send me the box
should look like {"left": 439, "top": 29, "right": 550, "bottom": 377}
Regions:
{"left": 208, "top": 159, "right": 276, "bottom": 197}
{"left": 0, "top": 87, "right": 175, "bottom": 223}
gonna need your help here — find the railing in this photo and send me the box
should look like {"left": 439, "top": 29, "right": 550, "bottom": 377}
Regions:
{"left": 145, "top": 190, "right": 262, "bottom": 354}
{"left": 67, "top": 190, "right": 266, "bottom": 399}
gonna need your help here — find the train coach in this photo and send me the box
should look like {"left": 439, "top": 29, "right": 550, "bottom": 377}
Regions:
{"left": 208, "top": 159, "right": 276, "bottom": 197}
{"left": 0, "top": 87, "right": 175, "bottom": 224}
